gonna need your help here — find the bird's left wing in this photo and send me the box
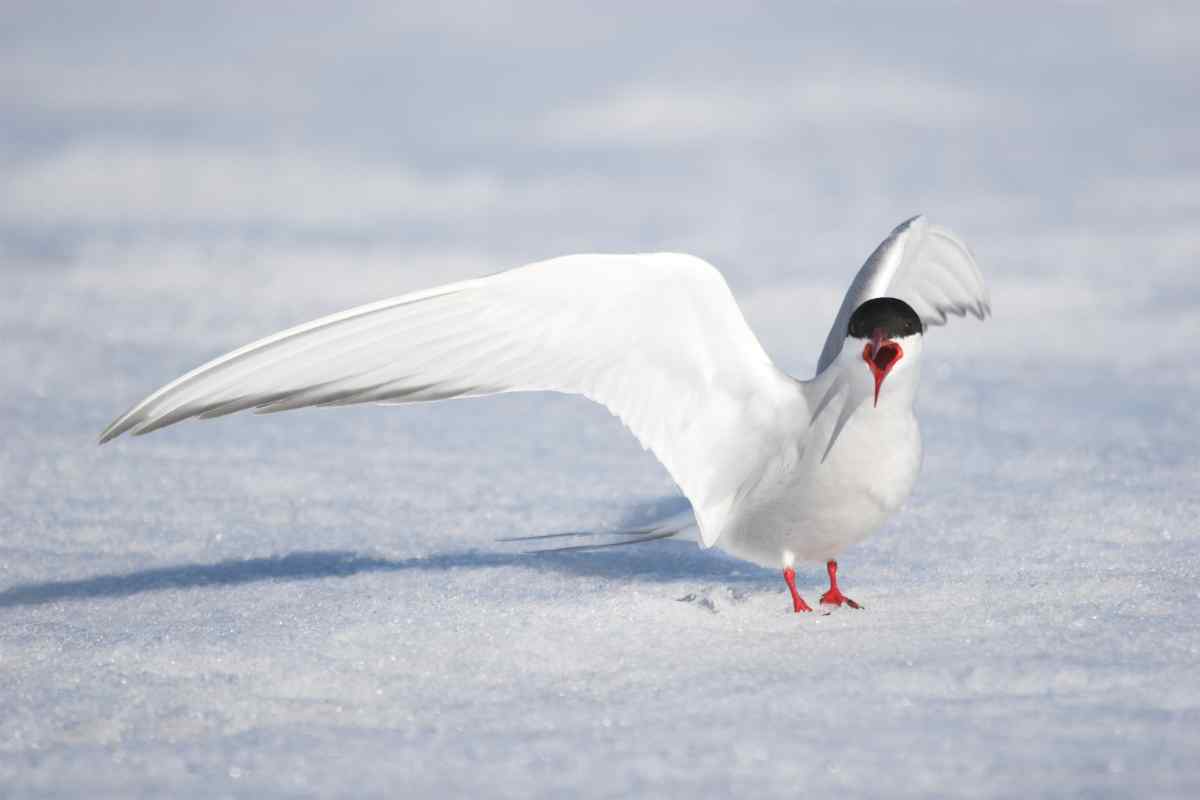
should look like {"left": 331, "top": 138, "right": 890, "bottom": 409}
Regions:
{"left": 101, "top": 253, "right": 805, "bottom": 548}
{"left": 816, "top": 216, "right": 991, "bottom": 373}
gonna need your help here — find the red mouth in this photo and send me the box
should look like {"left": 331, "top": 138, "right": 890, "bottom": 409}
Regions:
{"left": 862, "top": 329, "right": 903, "bottom": 407}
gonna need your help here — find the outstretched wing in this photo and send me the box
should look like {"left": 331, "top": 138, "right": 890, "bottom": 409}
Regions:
{"left": 816, "top": 216, "right": 991, "bottom": 373}
{"left": 101, "top": 253, "right": 804, "bottom": 548}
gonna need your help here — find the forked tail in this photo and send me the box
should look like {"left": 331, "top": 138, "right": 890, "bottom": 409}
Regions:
{"left": 498, "top": 507, "right": 698, "bottom": 554}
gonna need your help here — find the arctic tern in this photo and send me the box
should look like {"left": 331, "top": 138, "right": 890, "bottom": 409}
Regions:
{"left": 101, "top": 215, "right": 990, "bottom": 612}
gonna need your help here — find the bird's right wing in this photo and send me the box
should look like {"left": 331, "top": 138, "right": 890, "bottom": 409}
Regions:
{"left": 816, "top": 216, "right": 991, "bottom": 373}
{"left": 101, "top": 253, "right": 805, "bottom": 548}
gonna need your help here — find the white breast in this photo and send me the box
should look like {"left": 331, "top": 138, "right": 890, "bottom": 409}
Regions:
{"left": 715, "top": 386, "right": 923, "bottom": 569}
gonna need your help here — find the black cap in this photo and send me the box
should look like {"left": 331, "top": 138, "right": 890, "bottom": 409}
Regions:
{"left": 847, "top": 297, "right": 923, "bottom": 339}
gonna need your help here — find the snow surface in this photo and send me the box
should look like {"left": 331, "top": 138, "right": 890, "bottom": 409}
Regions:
{"left": 3, "top": 4, "right": 1200, "bottom": 798}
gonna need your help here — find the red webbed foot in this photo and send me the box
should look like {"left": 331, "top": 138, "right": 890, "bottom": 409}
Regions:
{"left": 819, "top": 560, "right": 863, "bottom": 610}
{"left": 819, "top": 587, "right": 862, "bottom": 609}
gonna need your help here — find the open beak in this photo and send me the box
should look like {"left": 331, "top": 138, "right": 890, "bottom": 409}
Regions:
{"left": 862, "top": 328, "right": 903, "bottom": 407}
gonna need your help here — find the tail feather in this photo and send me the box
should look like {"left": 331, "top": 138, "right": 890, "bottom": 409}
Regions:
{"left": 497, "top": 528, "right": 658, "bottom": 543}
{"left": 500, "top": 503, "right": 698, "bottom": 554}
{"left": 519, "top": 529, "right": 680, "bottom": 553}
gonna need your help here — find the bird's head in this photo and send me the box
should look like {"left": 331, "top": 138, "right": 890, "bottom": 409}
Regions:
{"left": 845, "top": 297, "right": 924, "bottom": 407}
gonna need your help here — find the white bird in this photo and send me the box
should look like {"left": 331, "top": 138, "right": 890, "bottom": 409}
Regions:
{"left": 101, "top": 215, "right": 990, "bottom": 612}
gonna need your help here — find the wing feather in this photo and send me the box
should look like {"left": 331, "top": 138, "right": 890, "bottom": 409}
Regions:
{"left": 101, "top": 253, "right": 806, "bottom": 548}
{"left": 816, "top": 216, "right": 991, "bottom": 372}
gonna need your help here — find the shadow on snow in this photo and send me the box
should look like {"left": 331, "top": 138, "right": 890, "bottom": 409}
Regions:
{"left": 0, "top": 497, "right": 775, "bottom": 609}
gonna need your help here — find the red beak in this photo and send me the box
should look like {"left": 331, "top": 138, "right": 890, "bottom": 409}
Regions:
{"left": 862, "top": 328, "right": 903, "bottom": 407}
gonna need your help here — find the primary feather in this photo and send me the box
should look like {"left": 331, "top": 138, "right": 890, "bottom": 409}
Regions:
{"left": 101, "top": 252, "right": 802, "bottom": 548}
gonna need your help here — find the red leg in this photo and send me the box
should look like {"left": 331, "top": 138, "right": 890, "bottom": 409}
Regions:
{"left": 783, "top": 567, "right": 813, "bottom": 613}
{"left": 819, "top": 560, "right": 862, "bottom": 609}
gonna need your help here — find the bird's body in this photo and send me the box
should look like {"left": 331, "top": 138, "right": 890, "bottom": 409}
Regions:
{"left": 720, "top": 370, "right": 923, "bottom": 569}
{"left": 102, "top": 215, "right": 989, "bottom": 611}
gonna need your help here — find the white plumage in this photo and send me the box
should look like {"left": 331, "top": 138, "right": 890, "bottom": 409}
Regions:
{"left": 817, "top": 216, "right": 990, "bottom": 372}
{"left": 102, "top": 215, "right": 989, "bottom": 604}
